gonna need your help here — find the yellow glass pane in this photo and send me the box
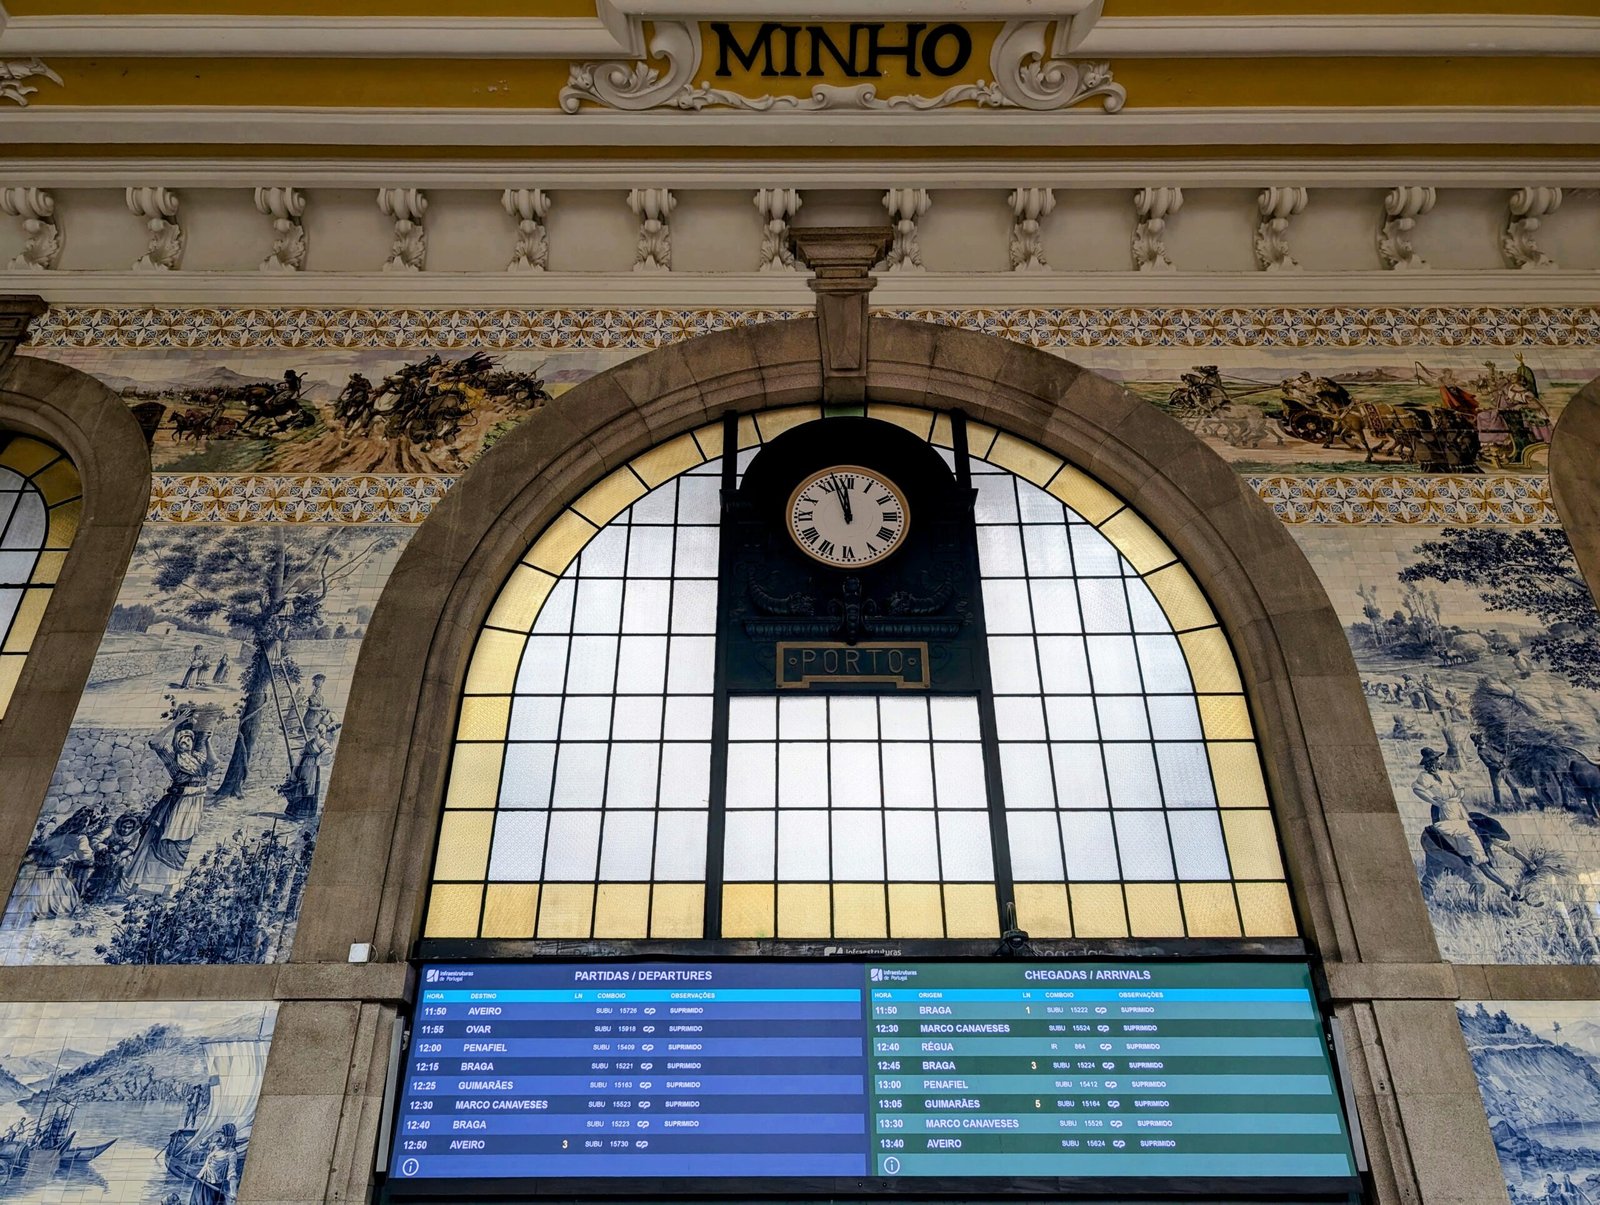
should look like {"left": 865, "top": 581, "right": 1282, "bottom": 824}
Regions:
{"left": 778, "top": 883, "right": 832, "bottom": 938}
{"left": 481, "top": 884, "right": 538, "bottom": 938}
{"left": 1, "top": 590, "right": 48, "bottom": 654}
{"left": 1145, "top": 564, "right": 1217, "bottom": 632}
{"left": 630, "top": 433, "right": 705, "bottom": 487}
{"left": 832, "top": 883, "right": 887, "bottom": 938}
{"left": 867, "top": 404, "right": 935, "bottom": 441}
{"left": 691, "top": 421, "right": 724, "bottom": 461}
{"left": 1125, "top": 884, "right": 1185, "bottom": 937}
{"left": 1013, "top": 883, "right": 1071, "bottom": 938}
{"left": 754, "top": 406, "right": 822, "bottom": 442}
{"left": 650, "top": 884, "right": 704, "bottom": 938}
{"left": 1099, "top": 510, "right": 1176, "bottom": 575}
{"left": 536, "top": 884, "right": 595, "bottom": 938}
{"left": 965, "top": 422, "right": 999, "bottom": 459}
{"left": 1069, "top": 884, "right": 1128, "bottom": 938}
{"left": 888, "top": 884, "right": 945, "bottom": 938}
{"left": 736, "top": 414, "right": 760, "bottom": 451}
{"left": 424, "top": 883, "right": 483, "bottom": 939}
{"left": 44, "top": 499, "right": 81, "bottom": 548}
{"left": 485, "top": 565, "right": 557, "bottom": 634}
{"left": 985, "top": 432, "right": 1062, "bottom": 487}
{"left": 1178, "top": 627, "right": 1243, "bottom": 694}
{"left": 1199, "top": 695, "right": 1254, "bottom": 741}
{"left": 444, "top": 744, "right": 505, "bottom": 809}
{"left": 434, "top": 811, "right": 494, "bottom": 880}
{"left": 31, "top": 460, "right": 80, "bottom": 507}
{"left": 1222, "top": 810, "right": 1286, "bottom": 880}
{"left": 1181, "top": 883, "right": 1243, "bottom": 937}
{"left": 463, "top": 629, "right": 526, "bottom": 696}
{"left": 930, "top": 413, "right": 955, "bottom": 449}
{"left": 943, "top": 884, "right": 1000, "bottom": 938}
{"left": 593, "top": 884, "right": 651, "bottom": 938}
{"left": 456, "top": 696, "right": 511, "bottom": 743}
{"left": 30, "top": 552, "right": 65, "bottom": 584}
{"left": 1210, "top": 742, "right": 1270, "bottom": 808}
{"left": 0, "top": 655, "right": 23, "bottom": 718}
{"left": 1235, "top": 882, "right": 1298, "bottom": 937}
{"left": 525, "top": 510, "right": 598, "bottom": 575}
{"left": 572, "top": 467, "right": 647, "bottom": 528}
{"left": 1046, "top": 465, "right": 1122, "bottom": 526}
{"left": 0, "top": 438, "right": 57, "bottom": 476}
{"left": 721, "top": 883, "right": 775, "bottom": 938}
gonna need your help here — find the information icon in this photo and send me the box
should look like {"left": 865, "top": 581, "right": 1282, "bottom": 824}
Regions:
{"left": 400, "top": 1158, "right": 420, "bottom": 1177}
{"left": 883, "top": 1157, "right": 901, "bottom": 1175}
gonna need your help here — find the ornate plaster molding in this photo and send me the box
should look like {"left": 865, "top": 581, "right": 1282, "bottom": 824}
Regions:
{"left": 1378, "top": 186, "right": 1435, "bottom": 271}
{"left": 125, "top": 186, "right": 183, "bottom": 272}
{"left": 1254, "top": 186, "right": 1308, "bottom": 273}
{"left": 503, "top": 188, "right": 552, "bottom": 273}
{"left": 0, "top": 58, "right": 61, "bottom": 107}
{"left": 754, "top": 187, "right": 802, "bottom": 273}
{"left": 879, "top": 188, "right": 931, "bottom": 273}
{"left": 1503, "top": 186, "right": 1562, "bottom": 271}
{"left": 1008, "top": 187, "right": 1055, "bottom": 272}
{"left": 1132, "top": 186, "right": 1181, "bottom": 273}
{"left": 0, "top": 187, "right": 60, "bottom": 270}
{"left": 628, "top": 187, "right": 675, "bottom": 272}
{"left": 254, "top": 186, "right": 307, "bottom": 273}
{"left": 377, "top": 187, "right": 428, "bottom": 272}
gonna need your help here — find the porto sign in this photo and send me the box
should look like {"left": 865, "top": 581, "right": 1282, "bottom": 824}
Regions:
{"left": 709, "top": 22, "right": 974, "bottom": 80}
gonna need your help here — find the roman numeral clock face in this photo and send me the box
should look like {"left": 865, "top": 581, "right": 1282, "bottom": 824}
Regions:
{"left": 786, "top": 466, "right": 910, "bottom": 567}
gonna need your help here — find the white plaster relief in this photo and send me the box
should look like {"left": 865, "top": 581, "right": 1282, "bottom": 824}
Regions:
{"left": 628, "top": 187, "right": 674, "bottom": 272}
{"left": 125, "top": 186, "right": 183, "bottom": 272}
{"left": 254, "top": 186, "right": 307, "bottom": 273}
{"left": 1254, "top": 186, "right": 1308, "bottom": 273}
{"left": 377, "top": 187, "right": 428, "bottom": 272}
{"left": 1503, "top": 186, "right": 1563, "bottom": 271}
{"left": 0, "top": 58, "right": 62, "bottom": 107}
{"left": 880, "top": 188, "right": 931, "bottom": 273}
{"left": 1379, "top": 186, "right": 1437, "bottom": 271}
{"left": 1132, "top": 186, "right": 1181, "bottom": 273}
{"left": 1008, "top": 187, "right": 1056, "bottom": 272}
{"left": 754, "top": 187, "right": 802, "bottom": 273}
{"left": 503, "top": 188, "right": 552, "bottom": 273}
{"left": 0, "top": 186, "right": 60, "bottom": 270}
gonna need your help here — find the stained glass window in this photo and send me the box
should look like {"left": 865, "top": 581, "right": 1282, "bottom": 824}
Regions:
{"left": 426, "top": 408, "right": 1295, "bottom": 944}
{"left": 0, "top": 435, "right": 81, "bottom": 720}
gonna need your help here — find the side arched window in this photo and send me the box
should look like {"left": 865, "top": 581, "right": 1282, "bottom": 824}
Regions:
{"left": 0, "top": 434, "right": 81, "bottom": 719}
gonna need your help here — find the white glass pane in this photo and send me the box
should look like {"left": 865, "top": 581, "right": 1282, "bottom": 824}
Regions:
{"left": 1115, "top": 812, "right": 1176, "bottom": 880}
{"left": 1016, "top": 480, "right": 1065, "bottom": 523}
{"left": 572, "top": 579, "right": 624, "bottom": 633}
{"left": 508, "top": 696, "right": 562, "bottom": 742}
{"left": 1136, "top": 635, "right": 1194, "bottom": 693}
{"left": 1086, "top": 635, "right": 1142, "bottom": 693}
{"left": 726, "top": 742, "right": 776, "bottom": 808}
{"left": 1008, "top": 811, "right": 1065, "bottom": 880}
{"left": 654, "top": 812, "right": 707, "bottom": 880}
{"left": 677, "top": 474, "right": 721, "bottom": 524}
{"left": 832, "top": 812, "right": 886, "bottom": 879}
{"left": 1050, "top": 744, "right": 1109, "bottom": 809}
{"left": 500, "top": 744, "right": 557, "bottom": 808}
{"left": 552, "top": 744, "right": 608, "bottom": 807}
{"left": 994, "top": 696, "right": 1046, "bottom": 741}
{"left": 882, "top": 743, "right": 935, "bottom": 808}
{"left": 885, "top": 811, "right": 940, "bottom": 878}
{"left": 560, "top": 696, "right": 613, "bottom": 741}
{"left": 1105, "top": 744, "right": 1161, "bottom": 809}
{"left": 879, "top": 697, "right": 930, "bottom": 740}
{"left": 615, "top": 636, "right": 667, "bottom": 693}
{"left": 606, "top": 743, "right": 661, "bottom": 809}
{"left": 1029, "top": 580, "right": 1084, "bottom": 635}
{"left": 3, "top": 490, "right": 46, "bottom": 551}
{"left": 621, "top": 579, "right": 670, "bottom": 634}
{"left": 933, "top": 743, "right": 987, "bottom": 808}
{"left": 779, "top": 696, "right": 828, "bottom": 740}
{"left": 724, "top": 811, "right": 775, "bottom": 879}
{"left": 987, "top": 637, "right": 1041, "bottom": 693}
{"left": 516, "top": 636, "right": 569, "bottom": 694}
{"left": 1061, "top": 812, "right": 1120, "bottom": 881}
{"left": 630, "top": 481, "right": 677, "bottom": 524}
{"left": 1155, "top": 743, "right": 1217, "bottom": 808}
{"left": 598, "top": 811, "right": 655, "bottom": 879}
{"left": 981, "top": 579, "right": 1033, "bottom": 634}
{"left": 1044, "top": 696, "right": 1098, "bottom": 740}
{"left": 779, "top": 742, "right": 829, "bottom": 808}
{"left": 0, "top": 487, "right": 21, "bottom": 539}
{"left": 938, "top": 812, "right": 994, "bottom": 879}
{"left": 830, "top": 743, "right": 882, "bottom": 809}
{"left": 1070, "top": 525, "right": 1123, "bottom": 576}
{"left": 488, "top": 811, "right": 548, "bottom": 880}
{"left": 543, "top": 811, "right": 602, "bottom": 880}
{"left": 671, "top": 580, "right": 718, "bottom": 634}
{"left": 663, "top": 696, "right": 713, "bottom": 740}
{"left": 973, "top": 476, "right": 1019, "bottom": 523}
{"left": 1096, "top": 697, "right": 1150, "bottom": 741}
{"left": 1147, "top": 696, "right": 1203, "bottom": 740}
{"left": 829, "top": 695, "right": 878, "bottom": 740}
{"left": 626, "top": 526, "right": 674, "bottom": 576}
{"left": 667, "top": 636, "right": 716, "bottom": 693}
{"left": 976, "top": 526, "right": 1026, "bottom": 575}
{"left": 778, "top": 811, "right": 830, "bottom": 878}
{"left": 1036, "top": 637, "right": 1092, "bottom": 694}
{"left": 674, "top": 527, "right": 720, "bottom": 577}
{"left": 612, "top": 696, "right": 664, "bottom": 740}
{"left": 660, "top": 743, "right": 711, "bottom": 808}
{"left": 531, "top": 579, "right": 575, "bottom": 634}
{"left": 730, "top": 696, "right": 777, "bottom": 740}
{"left": 930, "top": 696, "right": 982, "bottom": 741}
{"left": 1078, "top": 579, "right": 1132, "bottom": 633}
{"left": 579, "top": 524, "right": 629, "bottom": 576}
{"left": 999, "top": 743, "right": 1055, "bottom": 809}
{"left": 1021, "top": 524, "right": 1074, "bottom": 576}
{"left": 0, "top": 551, "right": 38, "bottom": 589}
{"left": 1168, "top": 811, "right": 1232, "bottom": 880}
{"left": 565, "top": 636, "right": 619, "bottom": 693}
{"left": 1126, "top": 577, "right": 1171, "bottom": 632}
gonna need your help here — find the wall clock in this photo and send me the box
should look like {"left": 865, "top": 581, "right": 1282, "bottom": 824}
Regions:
{"left": 786, "top": 465, "right": 910, "bottom": 568}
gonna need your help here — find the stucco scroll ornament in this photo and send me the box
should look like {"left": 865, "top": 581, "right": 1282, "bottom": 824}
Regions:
{"left": 628, "top": 188, "right": 675, "bottom": 272}
{"left": 503, "top": 188, "right": 552, "bottom": 273}
{"left": 0, "top": 188, "right": 61, "bottom": 270}
{"left": 1254, "top": 187, "right": 1308, "bottom": 273}
{"left": 1132, "top": 187, "right": 1181, "bottom": 273}
{"left": 1009, "top": 187, "right": 1055, "bottom": 272}
{"left": 1503, "top": 187, "right": 1562, "bottom": 271}
{"left": 0, "top": 59, "right": 63, "bottom": 107}
{"left": 126, "top": 187, "right": 184, "bottom": 272}
{"left": 378, "top": 188, "right": 428, "bottom": 272}
{"left": 1378, "top": 186, "right": 1436, "bottom": 271}
{"left": 754, "top": 188, "right": 802, "bottom": 272}
{"left": 254, "top": 186, "right": 307, "bottom": 273}
{"left": 559, "top": 21, "right": 701, "bottom": 113}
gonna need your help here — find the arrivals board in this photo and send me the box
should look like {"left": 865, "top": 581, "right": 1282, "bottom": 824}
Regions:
{"left": 385, "top": 960, "right": 1361, "bottom": 1198}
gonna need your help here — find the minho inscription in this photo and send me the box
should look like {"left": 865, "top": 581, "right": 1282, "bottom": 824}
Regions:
{"left": 777, "top": 641, "right": 930, "bottom": 690}
{"left": 709, "top": 22, "right": 974, "bottom": 80}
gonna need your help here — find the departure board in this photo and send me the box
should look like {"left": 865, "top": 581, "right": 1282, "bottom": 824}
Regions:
{"left": 386, "top": 960, "right": 1361, "bottom": 1198}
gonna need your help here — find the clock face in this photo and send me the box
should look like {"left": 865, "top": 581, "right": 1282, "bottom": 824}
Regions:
{"left": 786, "top": 465, "right": 910, "bottom": 568}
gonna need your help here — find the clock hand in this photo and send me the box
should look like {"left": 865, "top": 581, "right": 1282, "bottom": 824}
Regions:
{"left": 832, "top": 474, "right": 854, "bottom": 524}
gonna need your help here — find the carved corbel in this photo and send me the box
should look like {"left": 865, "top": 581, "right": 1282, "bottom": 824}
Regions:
{"left": 378, "top": 188, "right": 428, "bottom": 272}
{"left": 1378, "top": 186, "right": 1436, "bottom": 271}
{"left": 126, "top": 187, "right": 184, "bottom": 272}
{"left": 254, "top": 186, "right": 307, "bottom": 273}
{"left": 1254, "top": 187, "right": 1309, "bottom": 273}
{"left": 628, "top": 188, "right": 675, "bottom": 272}
{"left": 503, "top": 188, "right": 552, "bottom": 273}
{"left": 0, "top": 59, "right": 63, "bottom": 108}
{"left": 1008, "top": 187, "right": 1056, "bottom": 273}
{"left": 791, "top": 227, "right": 893, "bottom": 408}
{"left": 1132, "top": 187, "right": 1182, "bottom": 273}
{"left": 1503, "top": 187, "right": 1563, "bottom": 271}
{"left": 754, "top": 188, "right": 803, "bottom": 273}
{"left": 0, "top": 188, "right": 61, "bottom": 271}
{"left": 879, "top": 188, "right": 931, "bottom": 273}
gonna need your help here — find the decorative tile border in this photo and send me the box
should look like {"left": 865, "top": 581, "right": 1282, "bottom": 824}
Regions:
{"left": 147, "top": 472, "right": 1559, "bottom": 526}
{"left": 27, "top": 304, "right": 1600, "bottom": 351}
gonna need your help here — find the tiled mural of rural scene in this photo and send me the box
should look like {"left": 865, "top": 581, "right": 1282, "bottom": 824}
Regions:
{"left": 0, "top": 1000, "right": 274, "bottom": 1204}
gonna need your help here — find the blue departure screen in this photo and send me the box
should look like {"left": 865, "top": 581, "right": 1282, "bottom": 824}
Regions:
{"left": 386, "top": 960, "right": 1360, "bottom": 1195}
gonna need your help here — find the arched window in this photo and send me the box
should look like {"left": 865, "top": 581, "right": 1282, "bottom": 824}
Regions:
{"left": 0, "top": 434, "right": 81, "bottom": 719}
{"left": 425, "top": 407, "right": 1293, "bottom": 945}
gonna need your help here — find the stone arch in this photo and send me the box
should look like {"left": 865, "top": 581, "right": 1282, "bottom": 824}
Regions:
{"left": 1551, "top": 373, "right": 1600, "bottom": 604}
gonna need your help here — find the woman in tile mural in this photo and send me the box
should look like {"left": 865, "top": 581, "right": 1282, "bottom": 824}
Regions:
{"left": 121, "top": 705, "right": 218, "bottom": 895}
